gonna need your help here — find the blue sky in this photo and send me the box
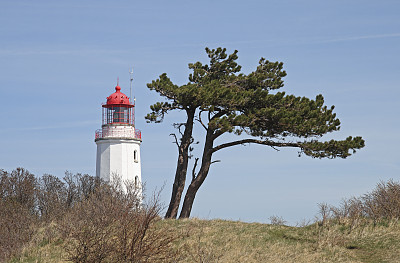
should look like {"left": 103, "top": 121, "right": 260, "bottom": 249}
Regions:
{"left": 1, "top": 0, "right": 399, "bottom": 224}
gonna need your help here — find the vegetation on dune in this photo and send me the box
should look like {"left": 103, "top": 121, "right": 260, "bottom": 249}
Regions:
{"left": 2, "top": 167, "right": 400, "bottom": 263}
{"left": 1, "top": 168, "right": 178, "bottom": 263}
{"left": 9, "top": 217, "right": 400, "bottom": 263}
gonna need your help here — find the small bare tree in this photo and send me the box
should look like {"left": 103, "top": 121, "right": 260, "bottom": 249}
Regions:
{"left": 0, "top": 168, "right": 38, "bottom": 262}
{"left": 317, "top": 203, "right": 331, "bottom": 227}
{"left": 59, "top": 176, "right": 178, "bottom": 263}
{"left": 58, "top": 183, "right": 120, "bottom": 263}
{"left": 36, "top": 174, "right": 67, "bottom": 221}
{"left": 268, "top": 215, "right": 287, "bottom": 226}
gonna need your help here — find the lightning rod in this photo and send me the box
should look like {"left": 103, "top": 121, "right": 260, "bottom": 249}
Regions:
{"left": 129, "top": 67, "right": 134, "bottom": 104}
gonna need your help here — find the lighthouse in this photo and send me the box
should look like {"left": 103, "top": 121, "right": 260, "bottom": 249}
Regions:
{"left": 95, "top": 83, "right": 142, "bottom": 190}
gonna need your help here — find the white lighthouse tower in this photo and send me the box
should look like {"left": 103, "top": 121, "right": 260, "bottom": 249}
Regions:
{"left": 95, "top": 82, "right": 142, "bottom": 190}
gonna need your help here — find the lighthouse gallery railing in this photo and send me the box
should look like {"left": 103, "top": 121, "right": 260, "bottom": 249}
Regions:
{"left": 95, "top": 129, "right": 141, "bottom": 140}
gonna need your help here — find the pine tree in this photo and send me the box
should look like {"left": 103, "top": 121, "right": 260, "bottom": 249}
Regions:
{"left": 146, "top": 47, "right": 365, "bottom": 219}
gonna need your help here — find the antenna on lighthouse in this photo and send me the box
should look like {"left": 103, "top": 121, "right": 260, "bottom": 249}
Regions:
{"left": 129, "top": 67, "right": 134, "bottom": 104}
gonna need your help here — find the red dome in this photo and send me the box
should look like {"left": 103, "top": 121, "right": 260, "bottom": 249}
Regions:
{"left": 106, "top": 85, "right": 132, "bottom": 106}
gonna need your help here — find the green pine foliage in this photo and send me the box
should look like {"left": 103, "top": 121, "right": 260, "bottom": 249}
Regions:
{"left": 147, "top": 47, "right": 364, "bottom": 159}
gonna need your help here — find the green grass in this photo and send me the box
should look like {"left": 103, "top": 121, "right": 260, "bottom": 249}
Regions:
{"left": 10, "top": 218, "right": 400, "bottom": 263}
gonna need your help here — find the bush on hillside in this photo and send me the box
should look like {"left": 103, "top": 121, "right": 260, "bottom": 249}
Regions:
{"left": 0, "top": 168, "right": 38, "bottom": 261}
{"left": 59, "top": 177, "right": 177, "bottom": 263}
{"left": 0, "top": 168, "right": 178, "bottom": 263}
{"left": 318, "top": 179, "right": 400, "bottom": 230}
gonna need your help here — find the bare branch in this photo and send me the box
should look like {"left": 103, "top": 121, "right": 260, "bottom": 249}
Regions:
{"left": 211, "top": 160, "right": 221, "bottom": 164}
{"left": 178, "top": 126, "right": 184, "bottom": 137}
{"left": 172, "top": 123, "right": 185, "bottom": 137}
{"left": 169, "top": 133, "right": 180, "bottom": 148}
{"left": 270, "top": 145, "right": 280, "bottom": 152}
{"left": 191, "top": 158, "right": 199, "bottom": 182}
{"left": 196, "top": 110, "right": 208, "bottom": 131}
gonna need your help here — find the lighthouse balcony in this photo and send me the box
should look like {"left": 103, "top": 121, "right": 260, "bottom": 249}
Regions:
{"left": 95, "top": 127, "right": 141, "bottom": 141}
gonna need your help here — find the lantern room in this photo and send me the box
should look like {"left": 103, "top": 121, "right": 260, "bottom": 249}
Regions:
{"left": 102, "top": 85, "right": 134, "bottom": 126}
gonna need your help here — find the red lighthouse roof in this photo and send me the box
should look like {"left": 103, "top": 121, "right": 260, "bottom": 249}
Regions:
{"left": 106, "top": 85, "right": 132, "bottom": 106}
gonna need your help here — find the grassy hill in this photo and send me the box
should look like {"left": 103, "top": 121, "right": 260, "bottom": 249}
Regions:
{"left": 3, "top": 170, "right": 400, "bottom": 263}
{"left": 11, "top": 218, "right": 400, "bottom": 263}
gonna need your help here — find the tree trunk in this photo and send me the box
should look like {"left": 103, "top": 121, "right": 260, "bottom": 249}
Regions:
{"left": 164, "top": 108, "right": 195, "bottom": 219}
{"left": 179, "top": 129, "right": 214, "bottom": 219}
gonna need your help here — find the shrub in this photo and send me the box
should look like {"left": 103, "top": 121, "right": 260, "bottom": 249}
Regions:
{"left": 58, "top": 176, "right": 178, "bottom": 263}
{"left": 269, "top": 215, "right": 287, "bottom": 226}
{"left": 0, "top": 168, "right": 38, "bottom": 261}
{"left": 318, "top": 179, "right": 400, "bottom": 229}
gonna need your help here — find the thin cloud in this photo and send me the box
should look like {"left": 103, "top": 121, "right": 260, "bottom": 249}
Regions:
{"left": 312, "top": 33, "right": 400, "bottom": 44}
{"left": 0, "top": 120, "right": 98, "bottom": 132}
{"left": 1, "top": 33, "right": 399, "bottom": 57}
{"left": 209, "top": 33, "right": 400, "bottom": 48}
{"left": 0, "top": 48, "right": 130, "bottom": 56}
{"left": 153, "top": 33, "right": 400, "bottom": 49}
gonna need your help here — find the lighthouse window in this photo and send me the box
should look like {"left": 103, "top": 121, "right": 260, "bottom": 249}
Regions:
{"left": 135, "top": 176, "right": 139, "bottom": 188}
{"left": 134, "top": 150, "right": 138, "bottom": 162}
{"left": 113, "top": 107, "right": 124, "bottom": 123}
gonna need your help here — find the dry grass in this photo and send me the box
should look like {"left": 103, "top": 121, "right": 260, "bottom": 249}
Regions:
{"left": 171, "top": 219, "right": 346, "bottom": 263}
{"left": 9, "top": 223, "right": 68, "bottom": 263}
{"left": 10, "top": 218, "right": 400, "bottom": 263}
{"left": 4, "top": 170, "right": 400, "bottom": 263}
{"left": 171, "top": 218, "right": 400, "bottom": 263}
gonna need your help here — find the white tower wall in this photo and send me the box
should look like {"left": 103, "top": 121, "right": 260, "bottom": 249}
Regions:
{"left": 95, "top": 126, "right": 142, "bottom": 191}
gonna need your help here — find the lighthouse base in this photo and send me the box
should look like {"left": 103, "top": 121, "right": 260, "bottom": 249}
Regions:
{"left": 95, "top": 138, "right": 142, "bottom": 188}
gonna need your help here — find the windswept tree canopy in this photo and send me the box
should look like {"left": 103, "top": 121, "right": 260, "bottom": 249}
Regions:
{"left": 148, "top": 47, "right": 364, "bottom": 158}
{"left": 146, "top": 47, "right": 365, "bottom": 218}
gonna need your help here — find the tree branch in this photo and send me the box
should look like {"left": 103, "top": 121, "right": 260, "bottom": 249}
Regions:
{"left": 211, "top": 139, "right": 301, "bottom": 153}
{"left": 154, "top": 87, "right": 178, "bottom": 102}
{"left": 172, "top": 123, "right": 186, "bottom": 137}
{"left": 212, "top": 130, "right": 224, "bottom": 140}
{"left": 191, "top": 158, "right": 199, "bottom": 182}
{"left": 210, "top": 109, "right": 226, "bottom": 121}
{"left": 169, "top": 133, "right": 180, "bottom": 149}
{"left": 196, "top": 110, "right": 208, "bottom": 131}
